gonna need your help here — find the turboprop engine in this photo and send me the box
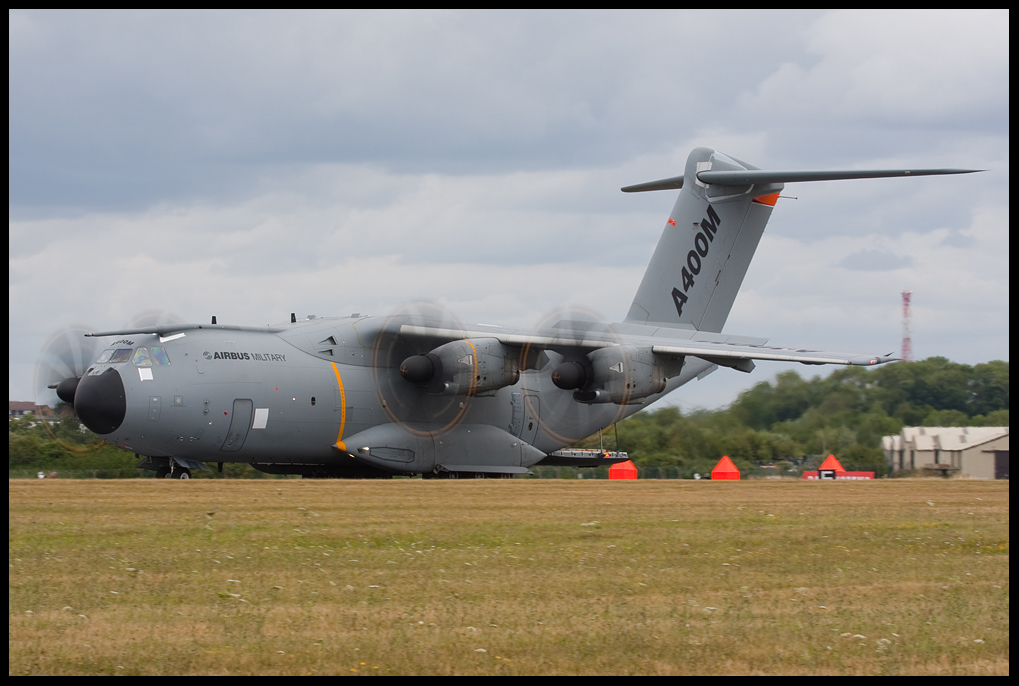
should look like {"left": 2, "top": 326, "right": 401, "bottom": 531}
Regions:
{"left": 400, "top": 338, "right": 520, "bottom": 396}
{"left": 551, "top": 346, "right": 685, "bottom": 405}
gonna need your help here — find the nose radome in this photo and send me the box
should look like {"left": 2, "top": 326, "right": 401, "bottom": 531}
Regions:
{"left": 74, "top": 368, "right": 127, "bottom": 435}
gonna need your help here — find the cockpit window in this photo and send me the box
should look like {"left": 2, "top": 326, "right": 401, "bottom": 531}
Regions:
{"left": 151, "top": 346, "right": 171, "bottom": 365}
{"left": 96, "top": 349, "right": 115, "bottom": 364}
{"left": 109, "top": 348, "right": 133, "bottom": 364}
{"left": 133, "top": 348, "right": 152, "bottom": 367}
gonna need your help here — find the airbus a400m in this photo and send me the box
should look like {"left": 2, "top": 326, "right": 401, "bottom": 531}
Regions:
{"left": 38, "top": 147, "right": 977, "bottom": 479}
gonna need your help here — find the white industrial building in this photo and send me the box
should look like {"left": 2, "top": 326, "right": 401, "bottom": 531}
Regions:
{"left": 883, "top": 426, "right": 1009, "bottom": 479}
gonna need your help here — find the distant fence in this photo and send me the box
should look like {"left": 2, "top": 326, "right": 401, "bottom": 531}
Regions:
{"left": 530, "top": 466, "right": 688, "bottom": 479}
{"left": 7, "top": 470, "right": 297, "bottom": 480}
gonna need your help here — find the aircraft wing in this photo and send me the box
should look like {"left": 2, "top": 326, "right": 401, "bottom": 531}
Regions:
{"left": 647, "top": 342, "right": 894, "bottom": 367}
{"left": 398, "top": 323, "right": 896, "bottom": 369}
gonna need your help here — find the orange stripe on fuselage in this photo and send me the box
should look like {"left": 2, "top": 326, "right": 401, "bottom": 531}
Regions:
{"left": 331, "top": 362, "right": 346, "bottom": 449}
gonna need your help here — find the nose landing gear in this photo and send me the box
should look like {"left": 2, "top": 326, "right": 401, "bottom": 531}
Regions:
{"left": 154, "top": 464, "right": 191, "bottom": 479}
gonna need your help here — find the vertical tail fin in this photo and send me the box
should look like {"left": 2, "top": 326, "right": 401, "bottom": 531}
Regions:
{"left": 623, "top": 149, "right": 979, "bottom": 333}
{"left": 624, "top": 148, "right": 782, "bottom": 333}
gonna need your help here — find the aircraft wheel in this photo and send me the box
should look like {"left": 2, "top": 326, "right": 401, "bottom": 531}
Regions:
{"left": 154, "top": 466, "right": 171, "bottom": 479}
{"left": 170, "top": 468, "right": 192, "bottom": 480}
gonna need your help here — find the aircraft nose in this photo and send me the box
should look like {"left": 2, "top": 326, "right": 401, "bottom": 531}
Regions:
{"left": 74, "top": 368, "right": 127, "bottom": 435}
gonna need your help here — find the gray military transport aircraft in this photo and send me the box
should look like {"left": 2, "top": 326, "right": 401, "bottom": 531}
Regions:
{"left": 37, "top": 147, "right": 978, "bottom": 479}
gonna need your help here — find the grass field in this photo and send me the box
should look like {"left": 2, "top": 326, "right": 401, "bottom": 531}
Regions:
{"left": 8, "top": 479, "right": 1009, "bottom": 675}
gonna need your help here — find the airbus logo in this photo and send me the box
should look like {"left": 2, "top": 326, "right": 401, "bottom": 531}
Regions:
{"left": 203, "top": 351, "right": 288, "bottom": 362}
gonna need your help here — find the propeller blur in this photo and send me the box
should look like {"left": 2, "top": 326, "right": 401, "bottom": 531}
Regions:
{"left": 43, "top": 148, "right": 979, "bottom": 479}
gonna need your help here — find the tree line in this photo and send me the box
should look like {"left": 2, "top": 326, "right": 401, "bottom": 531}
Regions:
{"left": 576, "top": 357, "right": 1008, "bottom": 477}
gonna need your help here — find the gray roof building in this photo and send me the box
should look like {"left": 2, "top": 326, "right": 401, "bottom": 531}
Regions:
{"left": 883, "top": 426, "right": 1009, "bottom": 479}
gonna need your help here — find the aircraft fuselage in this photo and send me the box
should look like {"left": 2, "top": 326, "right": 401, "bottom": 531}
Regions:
{"left": 73, "top": 315, "right": 657, "bottom": 475}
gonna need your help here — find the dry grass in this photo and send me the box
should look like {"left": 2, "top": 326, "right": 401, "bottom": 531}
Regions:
{"left": 9, "top": 479, "right": 1009, "bottom": 675}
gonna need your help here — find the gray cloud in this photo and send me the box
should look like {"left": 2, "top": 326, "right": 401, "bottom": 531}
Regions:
{"left": 837, "top": 249, "right": 913, "bottom": 272}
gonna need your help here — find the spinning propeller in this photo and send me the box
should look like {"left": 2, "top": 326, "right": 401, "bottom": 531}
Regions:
{"left": 370, "top": 301, "right": 477, "bottom": 437}
{"left": 34, "top": 324, "right": 104, "bottom": 408}
{"left": 519, "top": 305, "right": 632, "bottom": 445}
{"left": 34, "top": 310, "right": 185, "bottom": 410}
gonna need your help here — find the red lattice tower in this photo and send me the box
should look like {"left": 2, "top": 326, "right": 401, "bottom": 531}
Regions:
{"left": 901, "top": 290, "right": 913, "bottom": 362}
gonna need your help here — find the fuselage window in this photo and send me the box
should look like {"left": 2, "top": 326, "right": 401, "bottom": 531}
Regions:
{"left": 151, "top": 347, "right": 171, "bottom": 365}
{"left": 95, "top": 349, "right": 115, "bottom": 364}
{"left": 133, "top": 348, "right": 153, "bottom": 367}
{"left": 109, "top": 348, "right": 133, "bottom": 364}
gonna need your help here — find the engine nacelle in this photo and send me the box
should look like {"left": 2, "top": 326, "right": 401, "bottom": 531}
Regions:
{"left": 400, "top": 338, "right": 520, "bottom": 396}
{"left": 552, "top": 346, "right": 684, "bottom": 404}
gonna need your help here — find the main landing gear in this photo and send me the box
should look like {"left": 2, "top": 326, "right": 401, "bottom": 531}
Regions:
{"left": 423, "top": 471, "right": 514, "bottom": 479}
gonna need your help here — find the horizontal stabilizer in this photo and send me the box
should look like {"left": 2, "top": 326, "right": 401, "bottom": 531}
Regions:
{"left": 622, "top": 167, "right": 981, "bottom": 192}
{"left": 696, "top": 167, "right": 981, "bottom": 186}
{"left": 621, "top": 175, "right": 685, "bottom": 193}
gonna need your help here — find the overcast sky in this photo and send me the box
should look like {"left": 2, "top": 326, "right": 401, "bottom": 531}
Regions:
{"left": 9, "top": 10, "right": 1009, "bottom": 410}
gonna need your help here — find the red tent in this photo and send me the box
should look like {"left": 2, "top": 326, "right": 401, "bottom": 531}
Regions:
{"left": 711, "top": 455, "right": 740, "bottom": 480}
{"left": 818, "top": 454, "right": 845, "bottom": 472}
{"left": 803, "top": 454, "right": 873, "bottom": 479}
{"left": 609, "top": 460, "right": 638, "bottom": 480}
